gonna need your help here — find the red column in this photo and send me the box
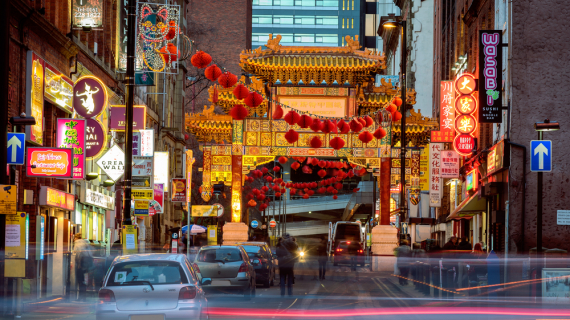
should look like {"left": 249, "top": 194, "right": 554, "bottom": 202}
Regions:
{"left": 380, "top": 158, "right": 391, "bottom": 225}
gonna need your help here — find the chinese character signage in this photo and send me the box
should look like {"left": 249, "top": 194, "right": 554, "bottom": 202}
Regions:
{"left": 73, "top": 0, "right": 103, "bottom": 29}
{"left": 419, "top": 147, "right": 429, "bottom": 191}
{"left": 132, "top": 132, "right": 141, "bottom": 156}
{"left": 429, "top": 143, "right": 443, "bottom": 207}
{"left": 171, "top": 179, "right": 186, "bottom": 202}
{"left": 140, "top": 129, "right": 154, "bottom": 156}
{"left": 45, "top": 63, "right": 73, "bottom": 113}
{"left": 432, "top": 81, "right": 455, "bottom": 143}
{"left": 26, "top": 148, "right": 73, "bottom": 178}
{"left": 440, "top": 150, "right": 460, "bottom": 178}
{"left": 479, "top": 30, "right": 502, "bottom": 123}
{"left": 453, "top": 73, "right": 479, "bottom": 156}
{"left": 25, "top": 51, "right": 44, "bottom": 145}
{"left": 486, "top": 140, "right": 509, "bottom": 176}
{"left": 57, "top": 119, "right": 86, "bottom": 179}
{"left": 110, "top": 105, "right": 147, "bottom": 131}
{"left": 118, "top": 0, "right": 128, "bottom": 71}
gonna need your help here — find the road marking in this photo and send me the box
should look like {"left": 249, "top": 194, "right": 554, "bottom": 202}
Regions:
{"left": 372, "top": 277, "right": 408, "bottom": 308}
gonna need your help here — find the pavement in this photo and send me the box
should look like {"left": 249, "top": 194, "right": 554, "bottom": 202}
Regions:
{"left": 11, "top": 260, "right": 570, "bottom": 320}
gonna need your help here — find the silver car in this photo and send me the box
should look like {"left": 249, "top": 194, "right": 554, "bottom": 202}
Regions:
{"left": 96, "top": 254, "right": 208, "bottom": 320}
{"left": 193, "top": 245, "right": 256, "bottom": 299}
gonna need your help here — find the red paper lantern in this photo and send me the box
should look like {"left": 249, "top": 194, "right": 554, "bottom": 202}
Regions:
{"left": 347, "top": 170, "right": 355, "bottom": 178}
{"left": 392, "top": 111, "right": 402, "bottom": 121}
{"left": 302, "top": 165, "right": 312, "bottom": 174}
{"left": 291, "top": 162, "right": 300, "bottom": 170}
{"left": 394, "top": 96, "right": 403, "bottom": 107}
{"left": 284, "top": 110, "right": 301, "bottom": 125}
{"left": 284, "top": 129, "right": 299, "bottom": 143}
{"left": 357, "top": 117, "right": 367, "bottom": 127}
{"left": 244, "top": 92, "right": 264, "bottom": 107}
{"left": 275, "top": 192, "right": 281, "bottom": 197}
{"left": 326, "top": 186, "right": 334, "bottom": 193}
{"left": 373, "top": 128, "right": 387, "bottom": 140}
{"left": 232, "top": 83, "right": 249, "bottom": 99}
{"left": 262, "top": 167, "right": 269, "bottom": 174}
{"left": 229, "top": 104, "right": 248, "bottom": 120}
{"left": 278, "top": 156, "right": 288, "bottom": 164}
{"left": 162, "top": 21, "right": 178, "bottom": 41}
{"left": 333, "top": 195, "right": 338, "bottom": 200}
{"left": 184, "top": 134, "right": 189, "bottom": 140}
{"left": 218, "top": 72, "right": 238, "bottom": 88}
{"left": 310, "top": 136, "right": 322, "bottom": 148}
{"left": 265, "top": 176, "right": 273, "bottom": 183}
{"left": 353, "top": 188, "right": 360, "bottom": 193}
{"left": 322, "top": 120, "right": 336, "bottom": 133}
{"left": 318, "top": 160, "right": 326, "bottom": 168}
{"left": 318, "top": 169, "right": 327, "bottom": 178}
{"left": 349, "top": 119, "right": 363, "bottom": 133}
{"left": 273, "top": 105, "right": 284, "bottom": 119}
{"left": 191, "top": 51, "right": 212, "bottom": 68}
{"left": 335, "top": 183, "right": 343, "bottom": 190}
{"left": 307, "top": 190, "right": 315, "bottom": 196}
{"left": 329, "top": 137, "right": 345, "bottom": 150}
{"left": 297, "top": 114, "right": 313, "bottom": 128}
{"left": 386, "top": 104, "right": 397, "bottom": 113}
{"left": 310, "top": 119, "right": 324, "bottom": 132}
{"left": 261, "top": 186, "right": 269, "bottom": 193}
{"left": 257, "top": 194, "right": 266, "bottom": 201}
{"left": 205, "top": 64, "right": 222, "bottom": 81}
{"left": 337, "top": 120, "right": 350, "bottom": 134}
{"left": 363, "top": 115, "right": 374, "bottom": 127}
{"left": 303, "top": 194, "right": 309, "bottom": 199}
{"left": 358, "top": 131, "right": 374, "bottom": 144}
{"left": 246, "top": 194, "right": 254, "bottom": 200}
{"left": 273, "top": 166, "right": 281, "bottom": 172}
{"left": 159, "top": 43, "right": 180, "bottom": 62}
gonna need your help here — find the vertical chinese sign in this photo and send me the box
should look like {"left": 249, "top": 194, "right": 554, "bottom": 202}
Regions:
{"left": 453, "top": 73, "right": 478, "bottom": 156}
{"left": 479, "top": 30, "right": 503, "bottom": 123}
{"left": 25, "top": 51, "right": 44, "bottom": 145}
{"left": 419, "top": 146, "right": 430, "bottom": 192}
{"left": 57, "top": 119, "right": 86, "bottom": 179}
{"left": 429, "top": 143, "right": 443, "bottom": 207}
{"left": 410, "top": 149, "right": 421, "bottom": 205}
{"left": 431, "top": 81, "right": 455, "bottom": 143}
{"left": 440, "top": 150, "right": 460, "bottom": 178}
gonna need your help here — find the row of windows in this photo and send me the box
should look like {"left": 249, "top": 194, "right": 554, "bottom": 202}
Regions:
{"left": 253, "top": 0, "right": 339, "bottom": 6}
{"left": 253, "top": 15, "right": 338, "bottom": 25}
{"left": 252, "top": 33, "right": 338, "bottom": 44}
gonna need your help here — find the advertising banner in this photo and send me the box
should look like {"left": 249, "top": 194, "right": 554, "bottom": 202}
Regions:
{"left": 132, "top": 156, "right": 153, "bottom": 177}
{"left": 192, "top": 204, "right": 224, "bottom": 217}
{"left": 171, "top": 179, "right": 186, "bottom": 202}
{"left": 440, "top": 150, "right": 460, "bottom": 178}
{"left": 154, "top": 152, "right": 169, "bottom": 192}
{"left": 153, "top": 183, "right": 164, "bottom": 213}
{"left": 96, "top": 144, "right": 125, "bottom": 182}
{"left": 479, "top": 30, "right": 503, "bottom": 123}
{"left": 45, "top": 63, "right": 73, "bottom": 113}
{"left": 57, "top": 119, "right": 86, "bottom": 179}
{"left": 140, "top": 129, "right": 154, "bottom": 156}
{"left": 26, "top": 148, "right": 73, "bottom": 178}
{"left": 110, "top": 105, "right": 146, "bottom": 131}
{"left": 5, "top": 213, "right": 28, "bottom": 260}
{"left": 73, "top": 0, "right": 103, "bottom": 29}
{"left": 134, "top": 200, "right": 149, "bottom": 216}
{"left": 429, "top": 143, "right": 443, "bottom": 207}
{"left": 25, "top": 51, "right": 44, "bottom": 145}
{"left": 132, "top": 189, "right": 153, "bottom": 200}
{"left": 132, "top": 132, "right": 141, "bottom": 156}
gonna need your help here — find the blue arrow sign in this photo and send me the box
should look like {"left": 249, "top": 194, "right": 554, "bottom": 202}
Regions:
{"left": 7, "top": 133, "right": 25, "bottom": 165}
{"left": 250, "top": 220, "right": 259, "bottom": 229}
{"left": 530, "top": 140, "right": 552, "bottom": 172}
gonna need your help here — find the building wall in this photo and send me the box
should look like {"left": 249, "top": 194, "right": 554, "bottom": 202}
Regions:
{"left": 508, "top": 0, "right": 570, "bottom": 252}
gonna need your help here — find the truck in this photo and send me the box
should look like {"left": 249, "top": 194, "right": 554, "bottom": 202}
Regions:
{"left": 327, "top": 221, "right": 367, "bottom": 266}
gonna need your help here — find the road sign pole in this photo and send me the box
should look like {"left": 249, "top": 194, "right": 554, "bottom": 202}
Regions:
{"left": 536, "top": 131, "right": 543, "bottom": 298}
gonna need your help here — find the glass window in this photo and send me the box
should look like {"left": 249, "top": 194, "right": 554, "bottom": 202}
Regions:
{"left": 316, "top": 18, "right": 323, "bottom": 24}
{"left": 322, "top": 17, "right": 338, "bottom": 25}
{"left": 252, "top": 35, "right": 259, "bottom": 41}
{"left": 295, "top": 16, "right": 315, "bottom": 24}
{"left": 317, "top": 34, "right": 338, "bottom": 43}
{"left": 197, "top": 248, "right": 243, "bottom": 263}
{"left": 252, "top": 34, "right": 270, "bottom": 42}
{"left": 253, "top": 15, "right": 273, "bottom": 24}
{"left": 301, "top": 0, "right": 316, "bottom": 6}
{"left": 281, "top": 34, "right": 294, "bottom": 42}
{"left": 277, "top": 0, "right": 294, "bottom": 5}
{"left": 274, "top": 15, "right": 294, "bottom": 24}
{"left": 257, "top": 0, "right": 273, "bottom": 5}
{"left": 323, "top": 0, "right": 338, "bottom": 6}
{"left": 106, "top": 261, "right": 189, "bottom": 286}
{"left": 295, "top": 34, "right": 315, "bottom": 43}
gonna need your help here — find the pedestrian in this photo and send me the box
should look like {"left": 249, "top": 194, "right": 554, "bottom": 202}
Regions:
{"left": 316, "top": 235, "right": 328, "bottom": 280}
{"left": 443, "top": 236, "right": 459, "bottom": 250}
{"left": 276, "top": 233, "right": 298, "bottom": 297}
{"left": 347, "top": 241, "right": 360, "bottom": 271}
{"left": 394, "top": 239, "right": 412, "bottom": 285}
{"left": 457, "top": 237, "right": 472, "bottom": 251}
{"left": 74, "top": 233, "right": 93, "bottom": 301}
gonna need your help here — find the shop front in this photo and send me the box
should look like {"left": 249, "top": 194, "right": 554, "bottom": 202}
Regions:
{"left": 38, "top": 186, "right": 75, "bottom": 298}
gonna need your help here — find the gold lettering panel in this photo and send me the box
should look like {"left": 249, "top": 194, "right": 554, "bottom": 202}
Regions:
{"left": 212, "top": 156, "right": 231, "bottom": 165}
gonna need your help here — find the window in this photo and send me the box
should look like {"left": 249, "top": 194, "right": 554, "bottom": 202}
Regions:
{"left": 252, "top": 33, "right": 270, "bottom": 42}
{"left": 322, "top": 17, "right": 338, "bottom": 25}
{"left": 274, "top": 15, "right": 294, "bottom": 24}
{"left": 253, "top": 15, "right": 272, "bottom": 24}
{"left": 197, "top": 248, "right": 243, "bottom": 263}
{"left": 295, "top": 16, "right": 315, "bottom": 24}
{"left": 316, "top": 34, "right": 338, "bottom": 43}
{"left": 294, "top": 34, "right": 315, "bottom": 43}
{"left": 295, "top": 0, "right": 315, "bottom": 6}
{"left": 276, "top": 0, "right": 295, "bottom": 5}
{"left": 106, "top": 261, "right": 189, "bottom": 286}
{"left": 254, "top": 0, "right": 273, "bottom": 5}
{"left": 316, "top": 18, "right": 323, "bottom": 24}
{"left": 281, "top": 34, "right": 294, "bottom": 42}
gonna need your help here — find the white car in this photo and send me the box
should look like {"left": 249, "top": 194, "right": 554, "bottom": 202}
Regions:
{"left": 96, "top": 254, "right": 208, "bottom": 320}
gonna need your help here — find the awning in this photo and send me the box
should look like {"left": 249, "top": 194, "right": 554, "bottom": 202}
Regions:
{"left": 447, "top": 193, "right": 486, "bottom": 220}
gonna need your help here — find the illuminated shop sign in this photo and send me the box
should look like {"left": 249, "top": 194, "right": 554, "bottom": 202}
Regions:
{"left": 431, "top": 81, "right": 455, "bottom": 143}
{"left": 25, "top": 51, "right": 44, "bottom": 145}
{"left": 478, "top": 30, "right": 503, "bottom": 123}
{"left": 73, "top": 76, "right": 108, "bottom": 119}
{"left": 57, "top": 119, "right": 86, "bottom": 179}
{"left": 39, "top": 187, "right": 75, "bottom": 211}
{"left": 110, "top": 105, "right": 147, "bottom": 131}
{"left": 453, "top": 73, "right": 479, "bottom": 156}
{"left": 45, "top": 63, "right": 73, "bottom": 113}
{"left": 73, "top": 0, "right": 103, "bottom": 29}
{"left": 26, "top": 148, "right": 74, "bottom": 178}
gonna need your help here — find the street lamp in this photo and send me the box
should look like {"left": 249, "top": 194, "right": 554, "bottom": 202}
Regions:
{"left": 534, "top": 119, "right": 559, "bottom": 255}
{"left": 382, "top": 17, "right": 407, "bottom": 236}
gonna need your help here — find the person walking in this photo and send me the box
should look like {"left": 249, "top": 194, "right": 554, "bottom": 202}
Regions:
{"left": 276, "top": 234, "right": 298, "bottom": 297}
{"left": 316, "top": 236, "right": 328, "bottom": 280}
{"left": 348, "top": 241, "right": 360, "bottom": 272}
{"left": 74, "top": 233, "right": 93, "bottom": 301}
{"left": 394, "top": 239, "right": 412, "bottom": 285}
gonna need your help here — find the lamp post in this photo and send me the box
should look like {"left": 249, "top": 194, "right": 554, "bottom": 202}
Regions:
{"left": 383, "top": 18, "right": 407, "bottom": 236}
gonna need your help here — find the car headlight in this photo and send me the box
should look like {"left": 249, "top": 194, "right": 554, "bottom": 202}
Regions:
{"left": 299, "top": 251, "right": 305, "bottom": 257}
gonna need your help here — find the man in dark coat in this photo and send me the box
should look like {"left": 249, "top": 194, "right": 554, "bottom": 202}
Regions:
{"left": 443, "top": 236, "right": 459, "bottom": 250}
{"left": 276, "top": 233, "right": 298, "bottom": 296}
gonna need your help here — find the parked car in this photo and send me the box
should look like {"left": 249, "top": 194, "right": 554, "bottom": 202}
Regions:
{"left": 236, "top": 241, "right": 276, "bottom": 288}
{"left": 333, "top": 240, "right": 365, "bottom": 267}
{"left": 96, "top": 254, "right": 208, "bottom": 320}
{"left": 193, "top": 245, "right": 256, "bottom": 299}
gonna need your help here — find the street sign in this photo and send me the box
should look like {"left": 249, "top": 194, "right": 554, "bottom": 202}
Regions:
{"left": 7, "top": 133, "right": 25, "bottom": 165}
{"left": 0, "top": 185, "right": 17, "bottom": 214}
{"left": 530, "top": 140, "right": 552, "bottom": 172}
{"left": 269, "top": 220, "right": 276, "bottom": 228}
{"left": 250, "top": 220, "right": 259, "bottom": 229}
{"left": 134, "top": 200, "right": 149, "bottom": 216}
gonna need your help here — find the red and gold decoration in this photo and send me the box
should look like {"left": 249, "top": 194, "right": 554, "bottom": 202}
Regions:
{"left": 453, "top": 73, "right": 478, "bottom": 156}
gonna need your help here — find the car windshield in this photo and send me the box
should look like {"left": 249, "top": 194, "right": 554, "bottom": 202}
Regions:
{"left": 197, "top": 248, "right": 243, "bottom": 263}
{"left": 106, "top": 261, "right": 188, "bottom": 286}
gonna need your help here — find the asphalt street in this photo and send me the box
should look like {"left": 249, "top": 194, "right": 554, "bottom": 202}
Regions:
{"left": 15, "top": 262, "right": 570, "bottom": 320}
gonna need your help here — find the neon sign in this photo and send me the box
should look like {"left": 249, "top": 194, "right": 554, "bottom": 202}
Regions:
{"left": 479, "top": 30, "right": 503, "bottom": 123}
{"left": 453, "top": 73, "right": 478, "bottom": 156}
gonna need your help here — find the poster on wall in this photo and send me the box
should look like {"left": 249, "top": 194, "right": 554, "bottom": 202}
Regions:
{"left": 57, "top": 119, "right": 86, "bottom": 179}
{"left": 73, "top": 0, "right": 103, "bottom": 30}
{"left": 428, "top": 143, "right": 443, "bottom": 207}
{"left": 25, "top": 51, "right": 44, "bottom": 145}
{"left": 542, "top": 268, "right": 570, "bottom": 304}
{"left": 26, "top": 148, "right": 74, "bottom": 178}
{"left": 479, "top": 30, "right": 503, "bottom": 123}
{"left": 440, "top": 150, "right": 460, "bottom": 178}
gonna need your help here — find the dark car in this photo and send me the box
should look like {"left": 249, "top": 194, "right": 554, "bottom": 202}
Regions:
{"left": 333, "top": 240, "right": 365, "bottom": 267}
{"left": 236, "top": 241, "right": 276, "bottom": 288}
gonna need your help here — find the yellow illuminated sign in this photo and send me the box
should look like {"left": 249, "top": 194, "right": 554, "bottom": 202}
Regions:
{"left": 132, "top": 189, "right": 153, "bottom": 200}
{"left": 278, "top": 96, "right": 347, "bottom": 117}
